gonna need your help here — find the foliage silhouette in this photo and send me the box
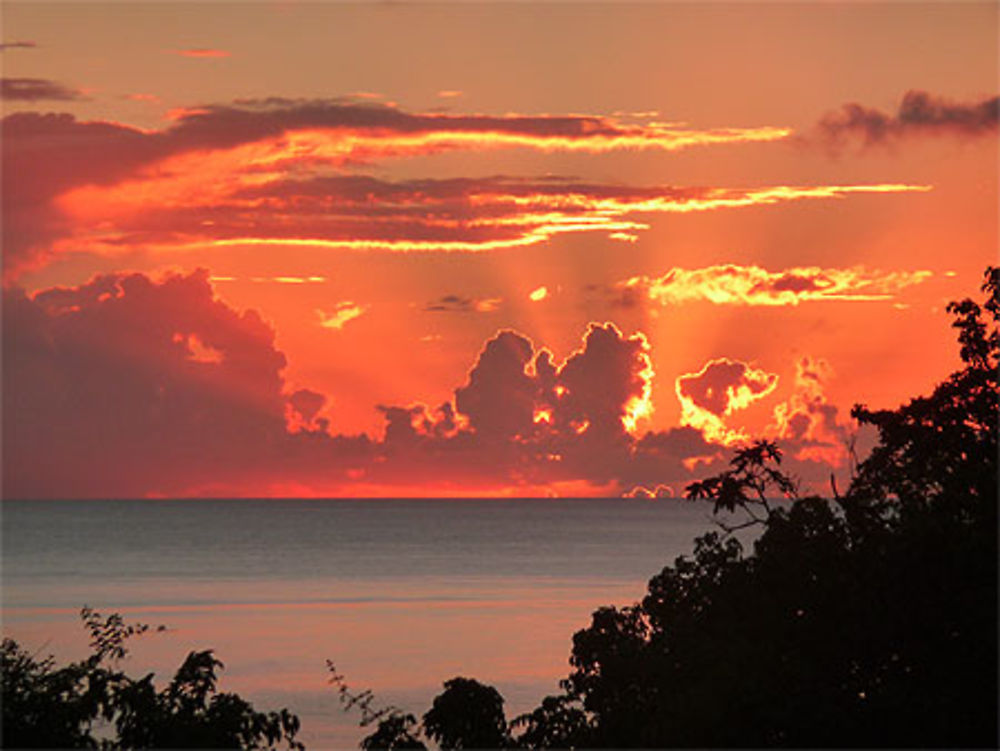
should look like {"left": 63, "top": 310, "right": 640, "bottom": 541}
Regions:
{"left": 327, "top": 661, "right": 426, "bottom": 750}
{"left": 421, "top": 677, "right": 510, "bottom": 750}
{"left": 1, "top": 608, "right": 303, "bottom": 750}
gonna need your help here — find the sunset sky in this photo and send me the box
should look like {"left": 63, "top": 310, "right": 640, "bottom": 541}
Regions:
{"left": 3, "top": 1, "right": 997, "bottom": 498}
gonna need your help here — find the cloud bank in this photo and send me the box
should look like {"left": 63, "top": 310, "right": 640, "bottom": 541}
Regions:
{"left": 1, "top": 98, "right": 870, "bottom": 276}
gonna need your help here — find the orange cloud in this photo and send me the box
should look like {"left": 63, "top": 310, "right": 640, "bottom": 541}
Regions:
{"left": 317, "top": 302, "right": 367, "bottom": 330}
{"left": 2, "top": 99, "right": 799, "bottom": 274}
{"left": 621, "top": 264, "right": 932, "bottom": 307}
{"left": 52, "top": 173, "right": 928, "bottom": 263}
{"left": 675, "top": 358, "right": 779, "bottom": 445}
{"left": 770, "top": 357, "right": 851, "bottom": 467}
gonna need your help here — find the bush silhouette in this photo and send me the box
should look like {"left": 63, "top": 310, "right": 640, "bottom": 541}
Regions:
{"left": 1, "top": 608, "right": 303, "bottom": 750}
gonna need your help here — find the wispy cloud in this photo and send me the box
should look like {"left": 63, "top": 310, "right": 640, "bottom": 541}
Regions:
{"left": 425, "top": 294, "right": 503, "bottom": 313}
{"left": 53, "top": 173, "right": 930, "bottom": 263}
{"left": 1, "top": 77, "right": 84, "bottom": 101}
{"left": 0, "top": 41, "right": 37, "bottom": 51}
{"left": 2, "top": 99, "right": 796, "bottom": 274}
{"left": 172, "top": 48, "right": 231, "bottom": 58}
{"left": 317, "top": 302, "right": 367, "bottom": 330}
{"left": 617, "top": 264, "right": 932, "bottom": 307}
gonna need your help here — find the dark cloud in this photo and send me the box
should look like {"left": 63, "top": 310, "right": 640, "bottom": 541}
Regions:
{"left": 755, "top": 272, "right": 824, "bottom": 294}
{"left": 813, "top": 90, "right": 999, "bottom": 149}
{"left": 1, "top": 77, "right": 84, "bottom": 101}
{"left": 455, "top": 331, "right": 537, "bottom": 441}
{"left": 287, "top": 388, "right": 328, "bottom": 432}
{"left": 677, "top": 358, "right": 778, "bottom": 416}
{"left": 2, "top": 269, "right": 368, "bottom": 498}
{"left": 424, "top": 294, "right": 503, "bottom": 313}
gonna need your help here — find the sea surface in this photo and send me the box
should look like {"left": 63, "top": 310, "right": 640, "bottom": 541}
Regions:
{"left": 2, "top": 498, "right": 737, "bottom": 748}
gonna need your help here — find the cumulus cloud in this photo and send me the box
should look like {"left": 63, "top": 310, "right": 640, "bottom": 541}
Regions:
{"left": 1, "top": 77, "right": 84, "bottom": 101}
{"left": 3, "top": 270, "right": 382, "bottom": 498}
{"left": 618, "top": 264, "right": 932, "bottom": 307}
{"left": 812, "top": 90, "right": 999, "bottom": 150}
{"left": 4, "top": 270, "right": 282, "bottom": 496}
{"left": 771, "top": 357, "right": 851, "bottom": 467}
{"left": 675, "top": 358, "right": 779, "bottom": 444}
{"left": 5, "top": 269, "right": 860, "bottom": 498}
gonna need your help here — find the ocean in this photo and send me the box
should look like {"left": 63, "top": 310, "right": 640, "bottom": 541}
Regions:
{"left": 2, "top": 498, "right": 736, "bottom": 748}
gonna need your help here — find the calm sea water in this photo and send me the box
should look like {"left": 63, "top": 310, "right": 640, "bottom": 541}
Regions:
{"left": 2, "top": 499, "right": 731, "bottom": 748}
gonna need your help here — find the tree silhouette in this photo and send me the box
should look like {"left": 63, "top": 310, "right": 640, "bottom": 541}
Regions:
{"left": 1, "top": 608, "right": 303, "bottom": 750}
{"left": 422, "top": 677, "right": 511, "bottom": 749}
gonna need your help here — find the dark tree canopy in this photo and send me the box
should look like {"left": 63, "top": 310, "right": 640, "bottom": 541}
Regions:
{"left": 421, "top": 677, "right": 510, "bottom": 750}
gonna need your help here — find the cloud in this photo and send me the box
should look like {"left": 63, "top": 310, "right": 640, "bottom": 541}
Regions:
{"left": 317, "top": 302, "right": 368, "bottom": 330}
{"left": 676, "top": 358, "right": 779, "bottom": 444}
{"left": 455, "top": 331, "right": 538, "bottom": 441}
{"left": 0, "top": 99, "right": 792, "bottom": 274}
{"left": 45, "top": 173, "right": 928, "bottom": 273}
{"left": 4, "top": 270, "right": 284, "bottom": 497}
{"left": 437, "top": 90, "right": 463, "bottom": 98}
{"left": 286, "top": 388, "right": 329, "bottom": 432}
{"left": 3, "top": 269, "right": 382, "bottom": 498}
{"left": 172, "top": 48, "right": 231, "bottom": 58}
{"left": 1, "top": 77, "right": 84, "bottom": 101}
{"left": 770, "top": 357, "right": 851, "bottom": 467}
{"left": 425, "top": 294, "right": 502, "bottom": 313}
{"left": 7, "top": 96, "right": 942, "bottom": 277}
{"left": 812, "top": 90, "right": 999, "bottom": 149}
{"left": 619, "top": 264, "right": 932, "bottom": 307}
{"left": 6, "top": 270, "right": 861, "bottom": 497}
{"left": 0, "top": 41, "right": 37, "bottom": 51}
{"left": 3, "top": 269, "right": 740, "bottom": 498}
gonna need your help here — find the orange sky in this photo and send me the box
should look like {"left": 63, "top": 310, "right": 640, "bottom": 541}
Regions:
{"left": 2, "top": 2, "right": 997, "bottom": 498}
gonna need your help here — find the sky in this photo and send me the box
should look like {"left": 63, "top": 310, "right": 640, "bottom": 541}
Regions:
{"left": 2, "top": 1, "right": 997, "bottom": 498}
